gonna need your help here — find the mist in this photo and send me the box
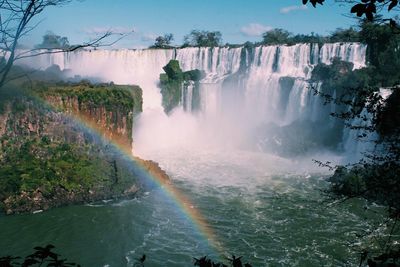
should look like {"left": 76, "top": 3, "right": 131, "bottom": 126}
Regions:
{"left": 17, "top": 44, "right": 368, "bottom": 170}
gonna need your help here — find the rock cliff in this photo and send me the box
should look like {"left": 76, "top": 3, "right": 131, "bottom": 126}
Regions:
{"left": 0, "top": 81, "right": 168, "bottom": 214}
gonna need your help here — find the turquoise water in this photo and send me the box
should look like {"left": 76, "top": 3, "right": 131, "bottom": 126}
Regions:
{"left": 0, "top": 150, "right": 385, "bottom": 266}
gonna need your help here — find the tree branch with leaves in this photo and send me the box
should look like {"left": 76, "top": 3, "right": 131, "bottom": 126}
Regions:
{"left": 303, "top": 0, "right": 400, "bottom": 29}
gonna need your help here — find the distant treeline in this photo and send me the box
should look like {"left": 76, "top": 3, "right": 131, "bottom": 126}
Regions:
{"left": 38, "top": 19, "right": 378, "bottom": 51}
{"left": 149, "top": 20, "right": 373, "bottom": 49}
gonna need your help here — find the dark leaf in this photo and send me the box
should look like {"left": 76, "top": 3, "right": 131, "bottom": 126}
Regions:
{"left": 366, "top": 11, "right": 374, "bottom": 21}
{"left": 351, "top": 4, "right": 366, "bottom": 14}
{"left": 365, "top": 3, "right": 376, "bottom": 13}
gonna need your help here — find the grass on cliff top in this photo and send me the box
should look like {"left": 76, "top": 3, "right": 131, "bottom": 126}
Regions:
{"left": 29, "top": 80, "right": 143, "bottom": 114}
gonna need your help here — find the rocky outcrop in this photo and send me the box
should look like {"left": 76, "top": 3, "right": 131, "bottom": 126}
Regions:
{"left": 0, "top": 81, "right": 168, "bottom": 215}
{"left": 134, "top": 157, "right": 170, "bottom": 182}
{"left": 159, "top": 60, "right": 204, "bottom": 114}
{"left": 3, "top": 184, "right": 140, "bottom": 215}
{"left": 33, "top": 81, "right": 142, "bottom": 149}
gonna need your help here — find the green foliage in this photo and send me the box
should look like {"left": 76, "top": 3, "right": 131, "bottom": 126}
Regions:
{"left": 150, "top": 33, "right": 174, "bottom": 49}
{"left": 311, "top": 58, "right": 377, "bottom": 117}
{"left": 329, "top": 27, "right": 360, "bottom": 42}
{"left": 160, "top": 79, "right": 182, "bottom": 114}
{"left": 308, "top": 19, "right": 400, "bottom": 265}
{"left": 163, "top": 60, "right": 183, "bottom": 80}
{"left": 311, "top": 58, "right": 354, "bottom": 82}
{"left": 329, "top": 166, "right": 367, "bottom": 197}
{"left": 311, "top": 58, "right": 359, "bottom": 98}
{"left": 289, "top": 32, "right": 327, "bottom": 45}
{"left": 35, "top": 31, "right": 70, "bottom": 49}
{"left": 307, "top": 21, "right": 400, "bottom": 229}
{"left": 183, "top": 69, "right": 204, "bottom": 82}
{"left": 261, "top": 29, "right": 292, "bottom": 45}
{"left": 159, "top": 73, "right": 169, "bottom": 84}
{"left": 310, "top": 20, "right": 400, "bottom": 122}
{"left": 359, "top": 20, "right": 400, "bottom": 86}
{"left": 377, "top": 89, "right": 400, "bottom": 137}
{"left": 0, "top": 136, "right": 110, "bottom": 200}
{"left": 328, "top": 162, "right": 400, "bottom": 217}
{"left": 183, "top": 30, "right": 222, "bottom": 47}
{"left": 32, "top": 81, "right": 142, "bottom": 114}
{"left": 0, "top": 82, "right": 142, "bottom": 212}
{"left": 30, "top": 81, "right": 143, "bottom": 142}
{"left": 159, "top": 60, "right": 203, "bottom": 114}
{"left": 259, "top": 27, "right": 359, "bottom": 46}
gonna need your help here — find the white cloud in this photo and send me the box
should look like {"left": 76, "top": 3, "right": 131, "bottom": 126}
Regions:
{"left": 240, "top": 23, "right": 272, "bottom": 37}
{"left": 280, "top": 5, "right": 308, "bottom": 14}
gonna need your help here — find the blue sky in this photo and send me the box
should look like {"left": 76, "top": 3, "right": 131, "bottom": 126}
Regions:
{"left": 22, "top": 0, "right": 360, "bottom": 48}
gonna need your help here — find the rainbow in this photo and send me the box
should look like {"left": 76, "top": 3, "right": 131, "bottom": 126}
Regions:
{"left": 35, "top": 92, "right": 224, "bottom": 257}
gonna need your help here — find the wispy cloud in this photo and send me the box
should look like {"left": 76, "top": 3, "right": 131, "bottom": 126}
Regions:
{"left": 280, "top": 5, "right": 308, "bottom": 14}
{"left": 240, "top": 23, "right": 272, "bottom": 37}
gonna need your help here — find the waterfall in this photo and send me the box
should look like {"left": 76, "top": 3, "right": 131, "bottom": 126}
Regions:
{"left": 175, "top": 47, "right": 242, "bottom": 83}
{"left": 20, "top": 49, "right": 174, "bottom": 110}
{"left": 19, "top": 43, "right": 367, "bottom": 156}
{"left": 182, "top": 81, "right": 194, "bottom": 112}
{"left": 342, "top": 88, "right": 393, "bottom": 161}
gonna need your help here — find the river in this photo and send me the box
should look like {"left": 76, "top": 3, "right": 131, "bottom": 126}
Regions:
{"left": 0, "top": 148, "right": 384, "bottom": 266}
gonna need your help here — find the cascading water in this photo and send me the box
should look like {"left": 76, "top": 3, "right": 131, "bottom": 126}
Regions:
{"left": 19, "top": 43, "right": 367, "bottom": 156}
{"left": 23, "top": 49, "right": 174, "bottom": 110}
{"left": 7, "top": 43, "right": 387, "bottom": 267}
{"left": 181, "top": 82, "right": 194, "bottom": 112}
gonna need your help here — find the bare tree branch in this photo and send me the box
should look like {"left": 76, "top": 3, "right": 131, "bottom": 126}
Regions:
{"left": 0, "top": 0, "right": 130, "bottom": 89}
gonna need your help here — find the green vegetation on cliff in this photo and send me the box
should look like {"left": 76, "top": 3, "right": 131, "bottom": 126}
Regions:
{"left": 30, "top": 80, "right": 142, "bottom": 146}
{"left": 0, "top": 136, "right": 109, "bottom": 198}
{"left": 32, "top": 80, "right": 142, "bottom": 115}
{"left": 0, "top": 81, "right": 144, "bottom": 214}
{"left": 159, "top": 60, "right": 204, "bottom": 114}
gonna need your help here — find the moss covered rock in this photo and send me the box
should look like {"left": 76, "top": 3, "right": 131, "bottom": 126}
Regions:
{"left": 159, "top": 60, "right": 204, "bottom": 114}
{"left": 0, "top": 81, "right": 155, "bottom": 214}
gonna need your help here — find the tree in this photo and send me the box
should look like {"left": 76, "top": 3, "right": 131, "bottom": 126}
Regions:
{"left": 303, "top": 1, "right": 400, "bottom": 265}
{"left": 35, "top": 31, "right": 70, "bottom": 49}
{"left": 261, "top": 28, "right": 292, "bottom": 45}
{"left": 259, "top": 28, "right": 361, "bottom": 45}
{"left": 151, "top": 33, "right": 174, "bottom": 48}
{"left": 0, "top": 0, "right": 129, "bottom": 89}
{"left": 183, "top": 30, "right": 222, "bottom": 47}
{"left": 329, "top": 27, "right": 360, "bottom": 42}
{"left": 290, "top": 32, "right": 327, "bottom": 44}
